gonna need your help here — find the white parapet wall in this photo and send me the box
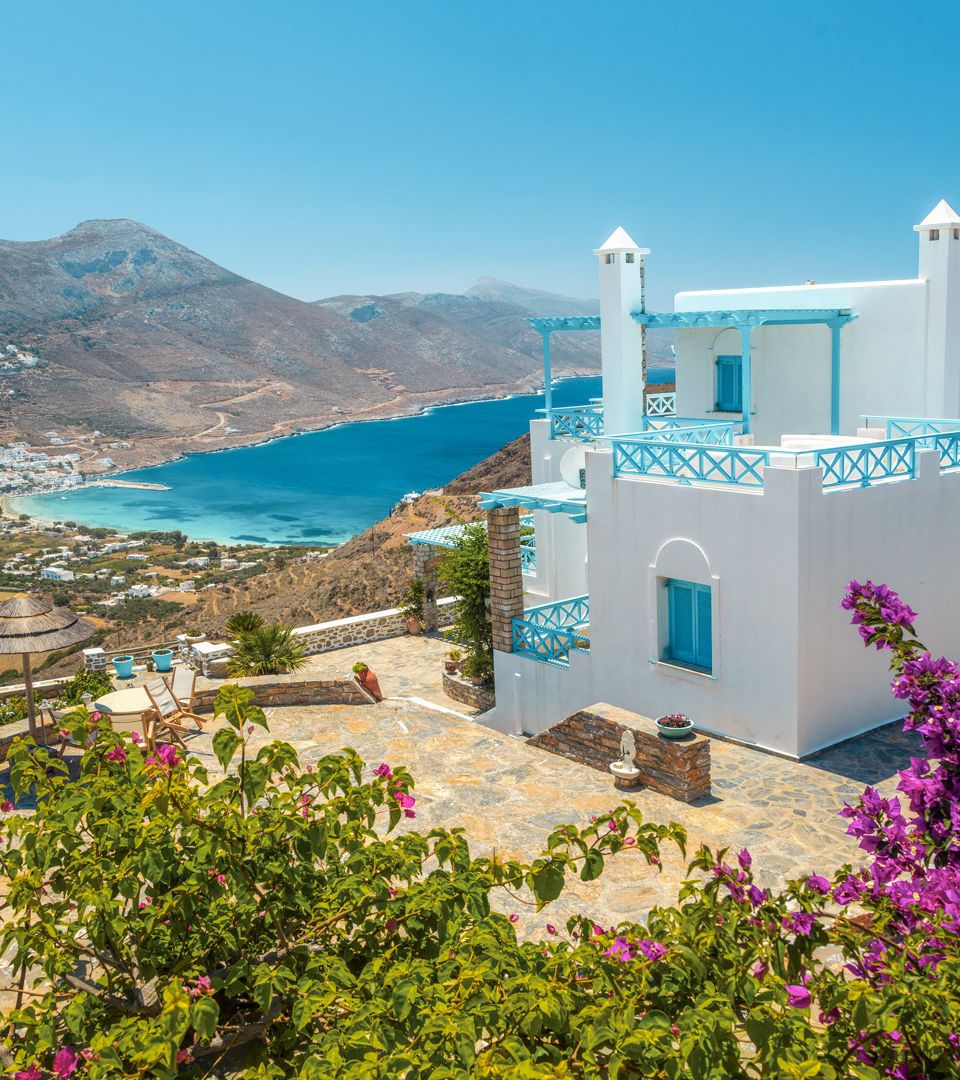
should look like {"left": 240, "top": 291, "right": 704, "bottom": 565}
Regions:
{"left": 291, "top": 596, "right": 457, "bottom": 655}
{"left": 483, "top": 446, "right": 960, "bottom": 759}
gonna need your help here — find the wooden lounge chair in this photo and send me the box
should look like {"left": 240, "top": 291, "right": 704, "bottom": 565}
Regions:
{"left": 166, "top": 666, "right": 198, "bottom": 712}
{"left": 144, "top": 677, "right": 205, "bottom": 749}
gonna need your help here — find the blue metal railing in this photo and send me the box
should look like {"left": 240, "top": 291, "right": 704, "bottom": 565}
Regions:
{"left": 512, "top": 595, "right": 589, "bottom": 666}
{"left": 520, "top": 543, "right": 537, "bottom": 575}
{"left": 645, "top": 392, "right": 676, "bottom": 416}
{"left": 612, "top": 424, "right": 960, "bottom": 490}
{"left": 549, "top": 404, "right": 604, "bottom": 440}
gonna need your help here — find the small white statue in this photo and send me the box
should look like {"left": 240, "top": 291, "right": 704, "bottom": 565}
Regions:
{"left": 615, "top": 729, "right": 636, "bottom": 769}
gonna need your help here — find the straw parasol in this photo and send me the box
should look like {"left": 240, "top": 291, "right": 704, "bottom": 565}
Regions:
{"left": 0, "top": 594, "right": 96, "bottom": 742}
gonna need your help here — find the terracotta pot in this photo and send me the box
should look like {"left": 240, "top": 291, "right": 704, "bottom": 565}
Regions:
{"left": 357, "top": 668, "right": 383, "bottom": 702}
{"left": 444, "top": 661, "right": 458, "bottom": 674}
{"left": 406, "top": 616, "right": 423, "bottom": 635}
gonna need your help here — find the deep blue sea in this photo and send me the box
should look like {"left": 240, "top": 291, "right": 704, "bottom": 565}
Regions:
{"left": 14, "top": 370, "right": 673, "bottom": 545}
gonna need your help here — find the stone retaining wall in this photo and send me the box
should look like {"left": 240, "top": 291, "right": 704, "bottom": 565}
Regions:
{"left": 0, "top": 677, "right": 71, "bottom": 703}
{"left": 529, "top": 702, "right": 711, "bottom": 803}
{"left": 442, "top": 670, "right": 495, "bottom": 711}
{"left": 193, "top": 675, "right": 372, "bottom": 712}
{"left": 0, "top": 719, "right": 61, "bottom": 762}
{"left": 291, "top": 597, "right": 456, "bottom": 656}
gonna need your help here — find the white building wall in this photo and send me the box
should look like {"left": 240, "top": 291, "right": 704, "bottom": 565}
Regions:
{"left": 673, "top": 280, "right": 928, "bottom": 442}
{"left": 483, "top": 447, "right": 960, "bottom": 758}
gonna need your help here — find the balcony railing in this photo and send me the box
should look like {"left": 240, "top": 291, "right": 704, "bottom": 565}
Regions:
{"left": 549, "top": 404, "right": 604, "bottom": 440}
{"left": 512, "top": 594, "right": 589, "bottom": 667}
{"left": 611, "top": 419, "right": 960, "bottom": 491}
{"left": 645, "top": 392, "right": 676, "bottom": 416}
{"left": 520, "top": 542, "right": 537, "bottom": 575}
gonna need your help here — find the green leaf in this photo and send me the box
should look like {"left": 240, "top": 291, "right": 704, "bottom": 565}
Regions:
{"left": 212, "top": 727, "right": 242, "bottom": 770}
{"left": 392, "top": 979, "right": 416, "bottom": 1020}
{"left": 530, "top": 862, "right": 565, "bottom": 903}
{"left": 191, "top": 995, "right": 219, "bottom": 1040}
{"left": 580, "top": 849, "right": 604, "bottom": 881}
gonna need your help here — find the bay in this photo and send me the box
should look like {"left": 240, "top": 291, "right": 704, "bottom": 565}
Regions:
{"left": 13, "top": 370, "right": 673, "bottom": 545}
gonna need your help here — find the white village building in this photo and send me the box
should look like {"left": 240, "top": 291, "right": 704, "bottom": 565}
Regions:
{"left": 467, "top": 200, "right": 960, "bottom": 759}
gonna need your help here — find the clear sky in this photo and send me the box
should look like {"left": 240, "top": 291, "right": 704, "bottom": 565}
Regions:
{"left": 2, "top": 1, "right": 958, "bottom": 308}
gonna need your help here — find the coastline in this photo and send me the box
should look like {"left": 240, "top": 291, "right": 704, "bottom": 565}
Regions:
{"left": 5, "top": 368, "right": 674, "bottom": 541}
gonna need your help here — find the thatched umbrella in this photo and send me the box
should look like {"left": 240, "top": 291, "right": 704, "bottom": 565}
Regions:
{"left": 0, "top": 595, "right": 95, "bottom": 743}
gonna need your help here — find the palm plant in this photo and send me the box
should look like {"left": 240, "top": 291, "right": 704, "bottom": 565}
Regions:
{"left": 226, "top": 622, "right": 306, "bottom": 677}
{"left": 225, "top": 610, "right": 266, "bottom": 638}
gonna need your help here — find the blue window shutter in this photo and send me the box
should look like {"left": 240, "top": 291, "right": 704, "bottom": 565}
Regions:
{"left": 695, "top": 583, "right": 712, "bottom": 670}
{"left": 667, "top": 580, "right": 696, "bottom": 665}
{"left": 716, "top": 355, "right": 742, "bottom": 412}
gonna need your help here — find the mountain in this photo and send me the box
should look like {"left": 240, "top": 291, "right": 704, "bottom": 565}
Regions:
{"left": 466, "top": 276, "right": 675, "bottom": 365}
{"left": 466, "top": 276, "right": 599, "bottom": 317}
{"left": 0, "top": 220, "right": 601, "bottom": 468}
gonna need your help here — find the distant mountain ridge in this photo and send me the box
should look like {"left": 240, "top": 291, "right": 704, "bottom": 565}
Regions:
{"left": 0, "top": 219, "right": 604, "bottom": 465}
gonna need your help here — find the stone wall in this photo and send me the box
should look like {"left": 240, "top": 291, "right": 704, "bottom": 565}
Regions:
{"left": 291, "top": 597, "right": 456, "bottom": 656}
{"left": 193, "top": 674, "right": 372, "bottom": 712}
{"left": 0, "top": 677, "right": 72, "bottom": 704}
{"left": 442, "top": 670, "right": 495, "bottom": 711}
{"left": 529, "top": 702, "right": 711, "bottom": 803}
{"left": 0, "top": 719, "right": 62, "bottom": 762}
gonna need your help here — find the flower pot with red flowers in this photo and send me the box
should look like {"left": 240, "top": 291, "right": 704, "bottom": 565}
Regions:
{"left": 656, "top": 713, "right": 694, "bottom": 739}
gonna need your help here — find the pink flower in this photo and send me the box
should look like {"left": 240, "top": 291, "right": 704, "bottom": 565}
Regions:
{"left": 59, "top": 727, "right": 71, "bottom": 738}
{"left": 545, "top": 923, "right": 558, "bottom": 935}
{"left": 374, "top": 762, "right": 393, "bottom": 779}
{"left": 52, "top": 1047, "right": 79, "bottom": 1077}
{"left": 105, "top": 745, "right": 127, "bottom": 763}
{"left": 176, "top": 1050, "right": 192, "bottom": 1065}
{"left": 80, "top": 1049, "right": 98, "bottom": 1062}
{"left": 15, "top": 1067, "right": 42, "bottom": 1080}
{"left": 607, "top": 819, "right": 617, "bottom": 832}
{"left": 299, "top": 794, "right": 311, "bottom": 805}
{"left": 215, "top": 874, "right": 226, "bottom": 885}
{"left": 806, "top": 874, "right": 831, "bottom": 894}
{"left": 737, "top": 848, "right": 752, "bottom": 870}
{"left": 1, "top": 799, "right": 13, "bottom": 813}
{"left": 393, "top": 789, "right": 415, "bottom": 808}
{"left": 752, "top": 961, "right": 768, "bottom": 979}
{"left": 130, "top": 731, "right": 143, "bottom": 744}
{"left": 190, "top": 975, "right": 213, "bottom": 998}
{"left": 91, "top": 711, "right": 102, "bottom": 722}
{"left": 145, "top": 743, "right": 181, "bottom": 772}
{"left": 508, "top": 913, "right": 520, "bottom": 922}
{"left": 622, "top": 836, "right": 636, "bottom": 846}
{"left": 385, "top": 917, "right": 398, "bottom": 933}
{"left": 247, "top": 725, "right": 254, "bottom": 734}
{"left": 785, "top": 984, "right": 811, "bottom": 1009}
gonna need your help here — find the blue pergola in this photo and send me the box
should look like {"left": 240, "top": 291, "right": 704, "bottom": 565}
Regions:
{"left": 479, "top": 481, "right": 587, "bottom": 523}
{"left": 529, "top": 307, "right": 857, "bottom": 435}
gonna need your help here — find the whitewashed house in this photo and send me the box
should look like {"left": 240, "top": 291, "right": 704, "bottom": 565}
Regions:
{"left": 477, "top": 200, "right": 960, "bottom": 758}
{"left": 40, "top": 565, "right": 75, "bottom": 583}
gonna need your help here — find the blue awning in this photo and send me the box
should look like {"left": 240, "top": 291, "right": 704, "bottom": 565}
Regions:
{"left": 528, "top": 308, "right": 855, "bottom": 334}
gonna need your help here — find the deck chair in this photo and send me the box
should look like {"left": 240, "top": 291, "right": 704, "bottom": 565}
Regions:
{"left": 144, "top": 678, "right": 205, "bottom": 749}
{"left": 166, "top": 666, "right": 198, "bottom": 712}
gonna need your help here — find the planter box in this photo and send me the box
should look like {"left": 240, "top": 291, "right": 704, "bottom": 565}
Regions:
{"left": 442, "top": 670, "right": 495, "bottom": 712}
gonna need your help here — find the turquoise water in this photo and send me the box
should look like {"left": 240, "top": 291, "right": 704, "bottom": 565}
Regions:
{"left": 14, "top": 371, "right": 673, "bottom": 546}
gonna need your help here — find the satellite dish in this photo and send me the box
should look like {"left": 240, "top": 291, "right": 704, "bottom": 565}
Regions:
{"left": 559, "top": 445, "right": 587, "bottom": 490}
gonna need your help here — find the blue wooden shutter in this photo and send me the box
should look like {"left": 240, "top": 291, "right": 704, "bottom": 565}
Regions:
{"left": 695, "top": 583, "right": 712, "bottom": 670}
{"left": 716, "top": 355, "right": 742, "bottom": 412}
{"left": 667, "top": 580, "right": 696, "bottom": 665}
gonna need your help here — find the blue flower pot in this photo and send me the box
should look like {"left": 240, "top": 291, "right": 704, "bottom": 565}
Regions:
{"left": 112, "top": 655, "right": 135, "bottom": 680}
{"left": 152, "top": 649, "right": 174, "bottom": 673}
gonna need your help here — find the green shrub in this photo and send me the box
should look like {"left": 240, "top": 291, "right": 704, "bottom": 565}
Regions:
{"left": 438, "top": 523, "right": 492, "bottom": 683}
{"left": 225, "top": 610, "right": 266, "bottom": 637}
{"left": 0, "top": 695, "right": 27, "bottom": 728}
{"left": 55, "top": 666, "right": 113, "bottom": 706}
{"left": 226, "top": 622, "right": 306, "bottom": 677}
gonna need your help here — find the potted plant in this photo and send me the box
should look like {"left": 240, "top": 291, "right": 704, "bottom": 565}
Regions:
{"left": 111, "top": 654, "right": 135, "bottom": 680}
{"left": 183, "top": 629, "right": 205, "bottom": 644}
{"left": 352, "top": 661, "right": 383, "bottom": 702}
{"left": 444, "top": 648, "right": 462, "bottom": 675}
{"left": 656, "top": 712, "right": 694, "bottom": 739}
{"left": 151, "top": 647, "right": 174, "bottom": 673}
{"left": 400, "top": 580, "right": 425, "bottom": 635}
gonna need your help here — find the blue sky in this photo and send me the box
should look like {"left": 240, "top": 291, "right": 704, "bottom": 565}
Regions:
{"left": 2, "top": 1, "right": 957, "bottom": 307}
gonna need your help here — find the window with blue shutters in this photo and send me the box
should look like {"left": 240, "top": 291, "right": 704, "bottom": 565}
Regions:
{"left": 715, "top": 355, "right": 742, "bottom": 412}
{"left": 665, "top": 579, "right": 712, "bottom": 672}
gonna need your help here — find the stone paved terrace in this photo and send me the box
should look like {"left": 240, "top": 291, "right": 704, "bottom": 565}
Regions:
{"left": 190, "top": 662, "right": 916, "bottom": 932}
{"left": 2, "top": 633, "right": 918, "bottom": 937}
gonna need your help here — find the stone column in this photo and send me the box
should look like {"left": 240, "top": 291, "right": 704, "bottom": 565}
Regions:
{"left": 487, "top": 506, "right": 524, "bottom": 653}
{"left": 412, "top": 545, "right": 440, "bottom": 632}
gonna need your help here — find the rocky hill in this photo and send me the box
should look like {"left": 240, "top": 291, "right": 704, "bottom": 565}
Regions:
{"left": 0, "top": 220, "right": 601, "bottom": 467}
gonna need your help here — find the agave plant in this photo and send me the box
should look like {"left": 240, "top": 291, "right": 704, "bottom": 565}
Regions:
{"left": 226, "top": 622, "right": 306, "bottom": 676}
{"left": 225, "top": 610, "right": 266, "bottom": 638}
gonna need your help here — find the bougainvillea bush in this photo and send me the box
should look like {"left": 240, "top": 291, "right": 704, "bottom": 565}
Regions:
{"left": 0, "top": 584, "right": 958, "bottom": 1077}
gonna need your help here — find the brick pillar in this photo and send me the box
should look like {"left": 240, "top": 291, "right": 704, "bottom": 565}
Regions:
{"left": 412, "top": 545, "right": 440, "bottom": 631}
{"left": 487, "top": 506, "right": 524, "bottom": 653}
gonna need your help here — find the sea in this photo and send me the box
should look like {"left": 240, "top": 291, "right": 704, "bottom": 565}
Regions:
{"left": 13, "top": 370, "right": 674, "bottom": 546}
